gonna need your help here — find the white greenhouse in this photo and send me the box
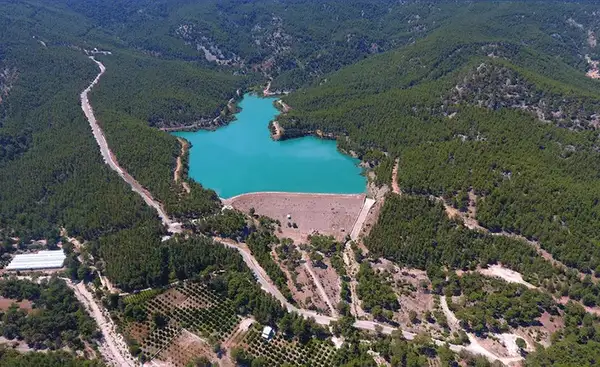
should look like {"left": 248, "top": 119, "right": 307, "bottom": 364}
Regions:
{"left": 5, "top": 250, "right": 66, "bottom": 271}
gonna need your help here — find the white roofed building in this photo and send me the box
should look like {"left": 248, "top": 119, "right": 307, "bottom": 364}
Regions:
{"left": 261, "top": 326, "right": 274, "bottom": 340}
{"left": 5, "top": 250, "right": 66, "bottom": 271}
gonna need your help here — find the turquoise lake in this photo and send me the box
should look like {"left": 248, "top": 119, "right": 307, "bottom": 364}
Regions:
{"left": 173, "top": 94, "right": 366, "bottom": 198}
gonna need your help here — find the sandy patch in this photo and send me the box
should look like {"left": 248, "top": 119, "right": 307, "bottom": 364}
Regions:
{"left": 156, "top": 329, "right": 233, "bottom": 367}
{"left": 478, "top": 265, "right": 536, "bottom": 289}
{"left": 0, "top": 297, "right": 33, "bottom": 311}
{"left": 477, "top": 337, "right": 512, "bottom": 358}
{"left": 586, "top": 55, "right": 600, "bottom": 79}
{"left": 372, "top": 260, "right": 439, "bottom": 334}
{"left": 225, "top": 192, "right": 365, "bottom": 243}
{"left": 271, "top": 121, "right": 284, "bottom": 140}
{"left": 538, "top": 311, "right": 564, "bottom": 335}
{"left": 514, "top": 312, "right": 565, "bottom": 351}
{"left": 516, "top": 318, "right": 557, "bottom": 349}
{"left": 272, "top": 248, "right": 330, "bottom": 312}
{"left": 294, "top": 265, "right": 329, "bottom": 313}
{"left": 391, "top": 158, "right": 401, "bottom": 195}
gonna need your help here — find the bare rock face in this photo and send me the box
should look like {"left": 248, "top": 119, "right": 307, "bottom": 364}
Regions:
{"left": 0, "top": 67, "right": 18, "bottom": 104}
{"left": 446, "top": 62, "right": 600, "bottom": 130}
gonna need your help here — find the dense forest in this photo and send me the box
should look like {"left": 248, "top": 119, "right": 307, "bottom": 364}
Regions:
{"left": 0, "top": 278, "right": 99, "bottom": 351}
{"left": 279, "top": 4, "right": 600, "bottom": 278}
{"left": 5, "top": 0, "right": 600, "bottom": 365}
{"left": 0, "top": 348, "right": 103, "bottom": 367}
{"left": 446, "top": 273, "right": 557, "bottom": 334}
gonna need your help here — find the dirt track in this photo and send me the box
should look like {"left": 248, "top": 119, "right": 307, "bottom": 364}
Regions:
{"left": 68, "top": 281, "right": 136, "bottom": 367}
{"left": 391, "top": 158, "right": 401, "bottom": 195}
{"left": 440, "top": 296, "right": 523, "bottom": 365}
{"left": 81, "top": 56, "right": 181, "bottom": 234}
{"left": 174, "top": 138, "right": 191, "bottom": 193}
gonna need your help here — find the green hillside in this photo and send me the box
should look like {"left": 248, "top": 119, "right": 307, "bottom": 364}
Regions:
{"left": 3, "top": 1, "right": 600, "bottom": 365}
{"left": 279, "top": 3, "right": 600, "bottom": 276}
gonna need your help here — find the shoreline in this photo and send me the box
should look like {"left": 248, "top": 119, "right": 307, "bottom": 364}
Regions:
{"left": 81, "top": 56, "right": 181, "bottom": 234}
{"left": 159, "top": 88, "right": 244, "bottom": 133}
{"left": 221, "top": 191, "right": 366, "bottom": 205}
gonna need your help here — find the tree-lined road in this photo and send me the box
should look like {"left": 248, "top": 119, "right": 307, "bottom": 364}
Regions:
{"left": 81, "top": 57, "right": 181, "bottom": 234}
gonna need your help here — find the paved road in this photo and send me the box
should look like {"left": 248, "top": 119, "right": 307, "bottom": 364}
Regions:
{"left": 80, "top": 56, "right": 520, "bottom": 366}
{"left": 81, "top": 57, "right": 181, "bottom": 234}
{"left": 350, "top": 198, "right": 376, "bottom": 241}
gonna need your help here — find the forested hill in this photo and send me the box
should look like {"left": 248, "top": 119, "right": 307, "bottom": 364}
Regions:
{"left": 5, "top": 0, "right": 600, "bottom": 365}
{"left": 279, "top": 2, "right": 600, "bottom": 275}
{"left": 43, "top": 0, "right": 455, "bottom": 89}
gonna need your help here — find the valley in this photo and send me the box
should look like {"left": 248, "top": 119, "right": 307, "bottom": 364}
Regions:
{"left": 2, "top": 1, "right": 600, "bottom": 366}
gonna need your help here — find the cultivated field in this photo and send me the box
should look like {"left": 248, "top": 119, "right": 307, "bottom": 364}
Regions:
{"left": 241, "top": 324, "right": 336, "bottom": 367}
{"left": 122, "top": 282, "right": 241, "bottom": 365}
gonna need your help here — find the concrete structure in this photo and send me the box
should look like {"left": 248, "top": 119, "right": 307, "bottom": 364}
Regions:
{"left": 261, "top": 326, "right": 274, "bottom": 340}
{"left": 6, "top": 250, "right": 66, "bottom": 271}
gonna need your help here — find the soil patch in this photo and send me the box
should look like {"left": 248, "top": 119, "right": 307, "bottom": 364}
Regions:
{"left": 292, "top": 264, "right": 329, "bottom": 313}
{"left": 156, "top": 329, "right": 233, "bottom": 367}
{"left": 312, "top": 258, "right": 342, "bottom": 311}
{"left": 0, "top": 297, "right": 33, "bottom": 311}
{"left": 225, "top": 192, "right": 365, "bottom": 243}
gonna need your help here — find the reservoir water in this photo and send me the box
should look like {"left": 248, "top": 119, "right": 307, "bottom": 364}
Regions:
{"left": 173, "top": 94, "right": 365, "bottom": 198}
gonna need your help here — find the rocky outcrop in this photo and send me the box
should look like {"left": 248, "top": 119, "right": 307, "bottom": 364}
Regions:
{"left": 0, "top": 67, "right": 18, "bottom": 104}
{"left": 446, "top": 62, "right": 600, "bottom": 130}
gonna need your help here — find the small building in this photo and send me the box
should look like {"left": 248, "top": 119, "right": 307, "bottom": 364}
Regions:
{"left": 261, "top": 326, "right": 274, "bottom": 340}
{"left": 5, "top": 250, "right": 66, "bottom": 271}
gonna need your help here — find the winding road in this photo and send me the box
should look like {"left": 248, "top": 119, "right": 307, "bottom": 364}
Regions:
{"left": 81, "top": 57, "right": 181, "bottom": 234}
{"left": 79, "top": 56, "right": 520, "bottom": 365}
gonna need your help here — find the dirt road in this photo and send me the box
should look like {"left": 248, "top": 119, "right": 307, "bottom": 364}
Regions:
{"left": 391, "top": 159, "right": 401, "bottom": 195}
{"left": 215, "top": 237, "right": 408, "bottom": 333}
{"left": 342, "top": 242, "right": 367, "bottom": 319}
{"left": 350, "top": 198, "right": 376, "bottom": 241}
{"left": 174, "top": 138, "right": 191, "bottom": 193}
{"left": 440, "top": 296, "right": 523, "bottom": 365}
{"left": 299, "top": 250, "right": 339, "bottom": 317}
{"left": 81, "top": 56, "right": 181, "bottom": 234}
{"left": 68, "top": 281, "right": 136, "bottom": 366}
